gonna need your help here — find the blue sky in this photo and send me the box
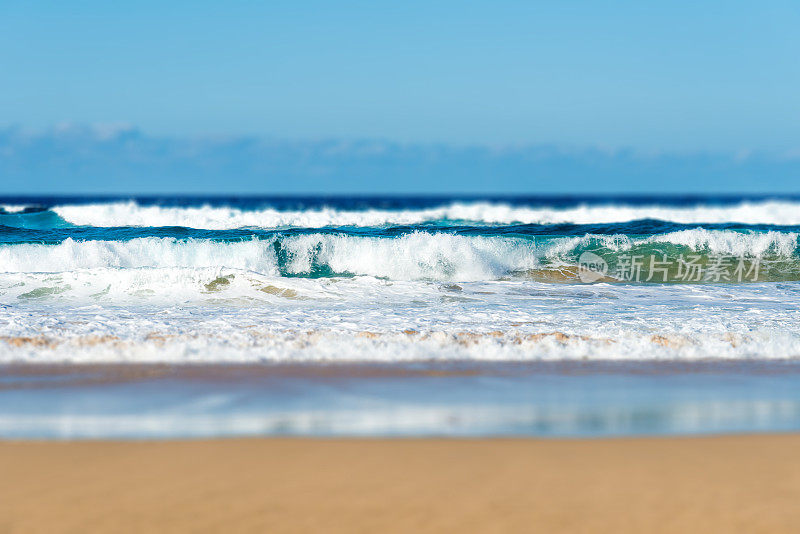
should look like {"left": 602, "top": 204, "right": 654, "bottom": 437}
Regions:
{"left": 1, "top": 1, "right": 799, "bottom": 192}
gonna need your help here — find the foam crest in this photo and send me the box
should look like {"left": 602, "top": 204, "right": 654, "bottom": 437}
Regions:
{"left": 0, "top": 237, "right": 280, "bottom": 274}
{"left": 442, "top": 201, "right": 800, "bottom": 226}
{"left": 53, "top": 202, "right": 448, "bottom": 229}
{"left": 643, "top": 229, "right": 799, "bottom": 256}
{"left": 52, "top": 200, "right": 800, "bottom": 229}
{"left": 276, "top": 233, "right": 538, "bottom": 280}
{"left": 0, "top": 205, "right": 30, "bottom": 214}
{"left": 545, "top": 230, "right": 798, "bottom": 258}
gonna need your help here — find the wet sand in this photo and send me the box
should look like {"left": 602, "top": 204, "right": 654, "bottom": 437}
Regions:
{"left": 6, "top": 358, "right": 800, "bottom": 390}
{"left": 2, "top": 435, "right": 800, "bottom": 533}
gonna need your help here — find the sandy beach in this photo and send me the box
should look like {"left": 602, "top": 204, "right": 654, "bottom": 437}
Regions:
{"left": 2, "top": 434, "right": 799, "bottom": 533}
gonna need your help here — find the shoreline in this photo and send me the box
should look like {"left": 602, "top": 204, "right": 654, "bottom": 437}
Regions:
{"left": 3, "top": 434, "right": 800, "bottom": 533}
{"left": 6, "top": 357, "right": 800, "bottom": 384}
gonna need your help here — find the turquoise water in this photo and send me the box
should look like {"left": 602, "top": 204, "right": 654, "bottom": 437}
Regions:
{"left": 3, "top": 195, "right": 800, "bottom": 283}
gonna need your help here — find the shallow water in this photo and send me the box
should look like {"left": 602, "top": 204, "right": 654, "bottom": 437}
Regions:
{"left": 3, "top": 361, "right": 800, "bottom": 439}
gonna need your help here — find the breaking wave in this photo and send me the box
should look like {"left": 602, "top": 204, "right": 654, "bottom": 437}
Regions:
{"left": 0, "top": 229, "right": 797, "bottom": 284}
{"left": 44, "top": 199, "right": 800, "bottom": 229}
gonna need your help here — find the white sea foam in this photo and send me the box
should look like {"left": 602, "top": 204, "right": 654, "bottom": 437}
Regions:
{"left": 51, "top": 200, "right": 800, "bottom": 229}
{"left": 644, "top": 229, "right": 799, "bottom": 256}
{"left": 0, "top": 237, "right": 281, "bottom": 274}
{"left": 2, "top": 279, "right": 800, "bottom": 363}
{"left": 0, "top": 234, "right": 539, "bottom": 280}
{"left": 0, "top": 230, "right": 794, "bottom": 283}
{"left": 0, "top": 205, "right": 29, "bottom": 213}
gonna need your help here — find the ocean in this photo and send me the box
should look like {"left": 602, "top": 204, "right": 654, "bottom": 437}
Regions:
{"left": 2, "top": 195, "right": 800, "bottom": 438}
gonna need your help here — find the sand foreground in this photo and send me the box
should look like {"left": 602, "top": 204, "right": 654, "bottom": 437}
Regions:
{"left": 2, "top": 435, "right": 799, "bottom": 533}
